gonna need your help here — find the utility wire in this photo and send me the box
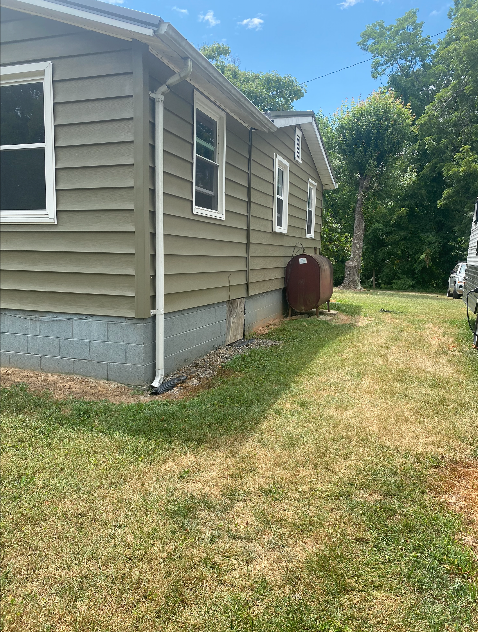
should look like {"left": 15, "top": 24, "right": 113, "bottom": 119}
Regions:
{"left": 304, "top": 58, "right": 373, "bottom": 83}
{"left": 303, "top": 28, "right": 450, "bottom": 84}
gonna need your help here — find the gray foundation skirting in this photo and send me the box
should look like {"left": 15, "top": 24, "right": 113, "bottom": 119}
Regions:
{"left": 1, "top": 289, "right": 286, "bottom": 386}
{"left": 245, "top": 288, "right": 285, "bottom": 332}
{"left": 1, "top": 310, "right": 155, "bottom": 386}
{"left": 164, "top": 303, "right": 227, "bottom": 375}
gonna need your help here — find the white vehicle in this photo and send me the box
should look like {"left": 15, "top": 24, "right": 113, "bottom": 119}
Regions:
{"left": 447, "top": 262, "right": 466, "bottom": 298}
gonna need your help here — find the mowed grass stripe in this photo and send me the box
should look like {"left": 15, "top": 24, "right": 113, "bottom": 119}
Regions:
{"left": 1, "top": 290, "right": 477, "bottom": 631}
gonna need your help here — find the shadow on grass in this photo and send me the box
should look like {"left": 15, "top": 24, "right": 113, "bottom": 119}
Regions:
{"left": 1, "top": 306, "right": 361, "bottom": 449}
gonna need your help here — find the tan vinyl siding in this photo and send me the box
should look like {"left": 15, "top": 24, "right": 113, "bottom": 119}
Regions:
{"left": 249, "top": 126, "right": 323, "bottom": 296}
{"left": 0, "top": 11, "right": 136, "bottom": 317}
{"left": 148, "top": 58, "right": 251, "bottom": 314}
{"left": 149, "top": 56, "right": 324, "bottom": 311}
{"left": 0, "top": 289, "right": 135, "bottom": 317}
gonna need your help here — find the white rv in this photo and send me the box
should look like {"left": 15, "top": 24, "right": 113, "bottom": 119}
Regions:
{"left": 463, "top": 198, "right": 478, "bottom": 347}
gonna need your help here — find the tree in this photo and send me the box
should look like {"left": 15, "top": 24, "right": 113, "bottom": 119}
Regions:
{"left": 199, "top": 43, "right": 305, "bottom": 111}
{"left": 418, "top": 0, "right": 478, "bottom": 236}
{"left": 330, "top": 92, "right": 414, "bottom": 290}
{"left": 358, "top": 9, "right": 436, "bottom": 116}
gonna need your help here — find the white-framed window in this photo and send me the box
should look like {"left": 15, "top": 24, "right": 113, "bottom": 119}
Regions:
{"left": 274, "top": 154, "right": 289, "bottom": 233}
{"left": 193, "top": 91, "right": 226, "bottom": 220}
{"left": 1, "top": 61, "right": 56, "bottom": 224}
{"left": 306, "top": 179, "right": 317, "bottom": 238}
{"left": 294, "top": 126, "right": 302, "bottom": 163}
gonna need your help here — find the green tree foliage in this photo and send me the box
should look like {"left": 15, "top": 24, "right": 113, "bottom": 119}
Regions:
{"left": 358, "top": 9, "right": 436, "bottom": 116}
{"left": 418, "top": 0, "right": 478, "bottom": 233}
{"left": 199, "top": 43, "right": 305, "bottom": 111}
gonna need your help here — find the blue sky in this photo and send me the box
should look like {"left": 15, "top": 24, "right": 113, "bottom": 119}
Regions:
{"left": 107, "top": 0, "right": 452, "bottom": 116}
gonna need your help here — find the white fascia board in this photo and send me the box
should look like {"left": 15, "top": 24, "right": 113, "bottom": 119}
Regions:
{"left": 9, "top": 0, "right": 156, "bottom": 35}
{"left": 306, "top": 119, "right": 337, "bottom": 190}
{"left": 269, "top": 115, "right": 314, "bottom": 128}
{"left": 271, "top": 115, "right": 337, "bottom": 190}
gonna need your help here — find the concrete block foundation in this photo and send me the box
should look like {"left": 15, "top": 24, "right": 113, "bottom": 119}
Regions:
{"left": 1, "top": 289, "right": 286, "bottom": 385}
{"left": 0, "top": 310, "right": 155, "bottom": 386}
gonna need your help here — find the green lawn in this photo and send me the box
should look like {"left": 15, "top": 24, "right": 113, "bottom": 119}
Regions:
{"left": 1, "top": 290, "right": 477, "bottom": 631}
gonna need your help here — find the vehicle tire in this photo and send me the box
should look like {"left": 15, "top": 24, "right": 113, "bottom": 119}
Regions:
{"left": 447, "top": 289, "right": 452, "bottom": 297}
{"left": 452, "top": 285, "right": 460, "bottom": 299}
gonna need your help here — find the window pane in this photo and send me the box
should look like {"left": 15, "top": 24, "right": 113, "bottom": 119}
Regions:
{"left": 196, "top": 156, "right": 216, "bottom": 194}
{"left": 277, "top": 167, "right": 283, "bottom": 197}
{"left": 277, "top": 198, "right": 283, "bottom": 228}
{"left": 196, "top": 190, "right": 216, "bottom": 211}
{"left": 0, "top": 82, "right": 45, "bottom": 146}
{"left": 307, "top": 209, "right": 313, "bottom": 235}
{"left": 0, "top": 147, "right": 46, "bottom": 210}
{"left": 196, "top": 110, "right": 216, "bottom": 162}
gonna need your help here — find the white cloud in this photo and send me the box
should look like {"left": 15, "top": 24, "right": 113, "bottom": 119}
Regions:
{"left": 103, "top": 0, "right": 124, "bottom": 4}
{"left": 239, "top": 17, "right": 264, "bottom": 30}
{"left": 430, "top": 4, "right": 451, "bottom": 16}
{"left": 338, "top": 0, "right": 362, "bottom": 7}
{"left": 199, "top": 10, "right": 220, "bottom": 27}
{"left": 172, "top": 6, "right": 188, "bottom": 16}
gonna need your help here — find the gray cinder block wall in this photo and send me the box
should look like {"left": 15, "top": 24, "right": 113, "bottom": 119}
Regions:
{"left": 0, "top": 310, "right": 155, "bottom": 385}
{"left": 1, "top": 290, "right": 286, "bottom": 385}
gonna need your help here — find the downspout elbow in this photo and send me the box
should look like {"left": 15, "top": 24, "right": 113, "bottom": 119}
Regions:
{"left": 150, "top": 58, "right": 192, "bottom": 100}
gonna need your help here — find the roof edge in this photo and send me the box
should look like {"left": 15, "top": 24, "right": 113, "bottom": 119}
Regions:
{"left": 266, "top": 112, "right": 337, "bottom": 190}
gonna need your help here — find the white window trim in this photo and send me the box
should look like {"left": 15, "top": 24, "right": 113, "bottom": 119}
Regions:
{"left": 306, "top": 179, "right": 317, "bottom": 239}
{"left": 193, "top": 91, "right": 226, "bottom": 220}
{"left": 274, "top": 154, "right": 289, "bottom": 234}
{"left": 1, "top": 61, "right": 56, "bottom": 224}
{"left": 294, "top": 126, "right": 302, "bottom": 163}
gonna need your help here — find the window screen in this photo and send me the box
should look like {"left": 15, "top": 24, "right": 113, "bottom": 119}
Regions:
{"left": 0, "top": 82, "right": 46, "bottom": 211}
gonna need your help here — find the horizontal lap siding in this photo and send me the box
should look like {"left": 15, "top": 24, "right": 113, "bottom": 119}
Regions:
{"left": 465, "top": 221, "right": 478, "bottom": 313}
{"left": 0, "top": 12, "right": 135, "bottom": 316}
{"left": 152, "top": 70, "right": 249, "bottom": 313}
{"left": 249, "top": 127, "right": 323, "bottom": 296}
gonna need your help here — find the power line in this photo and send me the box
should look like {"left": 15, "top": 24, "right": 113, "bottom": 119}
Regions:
{"left": 304, "top": 58, "right": 373, "bottom": 83}
{"left": 303, "top": 28, "right": 450, "bottom": 84}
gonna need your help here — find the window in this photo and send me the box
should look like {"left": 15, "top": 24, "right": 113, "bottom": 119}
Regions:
{"left": 294, "top": 127, "right": 302, "bottom": 163}
{"left": 274, "top": 155, "right": 289, "bottom": 233}
{"left": 306, "top": 179, "right": 317, "bottom": 238}
{"left": 193, "top": 92, "right": 226, "bottom": 219}
{"left": 1, "top": 61, "right": 56, "bottom": 223}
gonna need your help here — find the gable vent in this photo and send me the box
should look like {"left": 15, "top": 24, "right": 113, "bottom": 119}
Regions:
{"left": 295, "top": 127, "right": 302, "bottom": 162}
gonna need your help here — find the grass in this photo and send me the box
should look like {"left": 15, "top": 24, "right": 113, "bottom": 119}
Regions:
{"left": 1, "top": 290, "right": 478, "bottom": 631}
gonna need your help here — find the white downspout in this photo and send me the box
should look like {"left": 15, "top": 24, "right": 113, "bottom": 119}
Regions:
{"left": 150, "top": 59, "right": 192, "bottom": 389}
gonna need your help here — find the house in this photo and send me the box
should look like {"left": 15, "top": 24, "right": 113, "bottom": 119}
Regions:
{"left": 464, "top": 198, "right": 478, "bottom": 347}
{"left": 0, "top": 0, "right": 337, "bottom": 386}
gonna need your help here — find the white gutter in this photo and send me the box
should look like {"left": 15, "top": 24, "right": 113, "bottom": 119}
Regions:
{"left": 11, "top": 0, "right": 156, "bottom": 35}
{"left": 150, "top": 58, "right": 192, "bottom": 389}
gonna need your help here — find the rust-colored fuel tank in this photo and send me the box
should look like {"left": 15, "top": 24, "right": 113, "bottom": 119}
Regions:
{"left": 285, "top": 254, "right": 334, "bottom": 313}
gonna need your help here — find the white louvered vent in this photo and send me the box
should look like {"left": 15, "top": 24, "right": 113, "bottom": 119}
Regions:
{"left": 295, "top": 127, "right": 302, "bottom": 162}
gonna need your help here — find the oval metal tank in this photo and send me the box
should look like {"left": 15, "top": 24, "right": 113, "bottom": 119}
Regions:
{"left": 285, "top": 254, "right": 334, "bottom": 313}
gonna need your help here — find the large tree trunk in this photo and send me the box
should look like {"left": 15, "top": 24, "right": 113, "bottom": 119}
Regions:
{"left": 341, "top": 175, "right": 371, "bottom": 290}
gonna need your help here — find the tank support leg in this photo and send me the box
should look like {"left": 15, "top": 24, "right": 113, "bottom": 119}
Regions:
{"left": 327, "top": 300, "right": 330, "bottom": 312}
{"left": 288, "top": 306, "right": 292, "bottom": 318}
